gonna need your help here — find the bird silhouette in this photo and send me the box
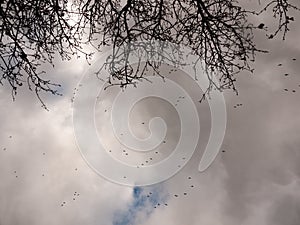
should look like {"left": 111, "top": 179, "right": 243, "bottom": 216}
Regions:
{"left": 258, "top": 23, "right": 265, "bottom": 29}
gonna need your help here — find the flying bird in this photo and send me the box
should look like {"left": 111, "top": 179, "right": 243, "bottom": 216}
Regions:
{"left": 258, "top": 23, "right": 265, "bottom": 29}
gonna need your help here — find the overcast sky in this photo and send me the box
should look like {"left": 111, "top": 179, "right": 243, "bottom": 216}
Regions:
{"left": 1, "top": 1, "right": 300, "bottom": 225}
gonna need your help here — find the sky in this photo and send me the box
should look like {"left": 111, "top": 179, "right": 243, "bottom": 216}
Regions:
{"left": 1, "top": 1, "right": 300, "bottom": 225}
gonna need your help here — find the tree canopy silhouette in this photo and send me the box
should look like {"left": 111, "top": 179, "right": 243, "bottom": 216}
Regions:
{"left": 0, "top": 0, "right": 299, "bottom": 108}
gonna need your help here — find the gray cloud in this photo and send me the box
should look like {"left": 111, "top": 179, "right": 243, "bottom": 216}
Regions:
{"left": 1, "top": 3, "right": 300, "bottom": 225}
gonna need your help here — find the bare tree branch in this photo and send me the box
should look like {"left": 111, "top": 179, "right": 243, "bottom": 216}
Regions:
{"left": 0, "top": 0, "right": 299, "bottom": 107}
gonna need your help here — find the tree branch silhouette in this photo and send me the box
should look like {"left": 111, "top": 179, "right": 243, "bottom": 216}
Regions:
{"left": 0, "top": 0, "right": 299, "bottom": 107}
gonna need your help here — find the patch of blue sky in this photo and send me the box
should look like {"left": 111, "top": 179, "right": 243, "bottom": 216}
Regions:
{"left": 112, "top": 185, "right": 169, "bottom": 225}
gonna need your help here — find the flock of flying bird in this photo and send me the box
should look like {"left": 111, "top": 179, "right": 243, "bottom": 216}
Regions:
{"left": 1, "top": 57, "right": 298, "bottom": 209}
{"left": 1, "top": 134, "right": 81, "bottom": 207}
{"left": 282, "top": 58, "right": 298, "bottom": 93}
{"left": 60, "top": 191, "right": 81, "bottom": 207}
{"left": 150, "top": 176, "right": 197, "bottom": 209}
